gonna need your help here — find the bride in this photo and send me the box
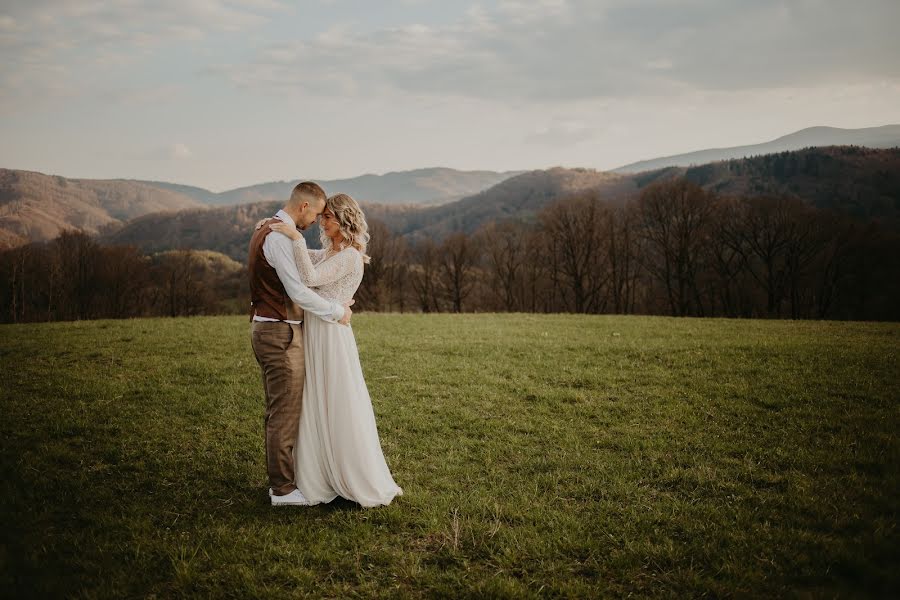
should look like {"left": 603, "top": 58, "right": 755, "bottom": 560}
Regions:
{"left": 263, "top": 193, "right": 403, "bottom": 508}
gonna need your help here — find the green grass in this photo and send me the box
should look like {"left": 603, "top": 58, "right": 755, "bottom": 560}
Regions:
{"left": 1, "top": 313, "right": 898, "bottom": 598}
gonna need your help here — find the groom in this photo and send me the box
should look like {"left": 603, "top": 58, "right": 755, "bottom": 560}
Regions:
{"left": 248, "top": 181, "right": 352, "bottom": 507}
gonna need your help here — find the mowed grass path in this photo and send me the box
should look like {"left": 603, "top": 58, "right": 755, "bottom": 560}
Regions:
{"left": 1, "top": 314, "right": 898, "bottom": 598}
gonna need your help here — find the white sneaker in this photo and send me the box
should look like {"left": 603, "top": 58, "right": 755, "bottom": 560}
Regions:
{"left": 270, "top": 488, "right": 311, "bottom": 506}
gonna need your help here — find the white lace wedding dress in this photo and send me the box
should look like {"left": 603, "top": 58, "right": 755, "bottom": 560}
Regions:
{"left": 290, "top": 239, "right": 403, "bottom": 507}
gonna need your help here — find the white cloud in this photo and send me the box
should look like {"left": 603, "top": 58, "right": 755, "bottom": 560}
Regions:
{"left": 171, "top": 143, "right": 193, "bottom": 159}
{"left": 212, "top": 0, "right": 900, "bottom": 103}
{"left": 1, "top": 0, "right": 899, "bottom": 190}
{"left": 525, "top": 119, "right": 596, "bottom": 146}
{"left": 0, "top": 0, "right": 286, "bottom": 112}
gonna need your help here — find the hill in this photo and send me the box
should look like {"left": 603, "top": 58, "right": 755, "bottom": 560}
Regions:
{"left": 102, "top": 167, "right": 628, "bottom": 259}
{"left": 101, "top": 200, "right": 415, "bottom": 262}
{"left": 614, "top": 125, "right": 900, "bottom": 173}
{"left": 101, "top": 202, "right": 282, "bottom": 260}
{"left": 636, "top": 146, "right": 900, "bottom": 222}
{"left": 103, "top": 147, "right": 900, "bottom": 260}
{"left": 132, "top": 180, "right": 221, "bottom": 204}
{"left": 0, "top": 167, "right": 517, "bottom": 250}
{"left": 139, "top": 167, "right": 523, "bottom": 206}
{"left": 386, "top": 167, "right": 637, "bottom": 240}
{"left": 0, "top": 169, "right": 205, "bottom": 248}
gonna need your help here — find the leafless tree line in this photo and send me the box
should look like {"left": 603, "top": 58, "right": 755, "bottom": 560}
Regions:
{"left": 357, "top": 179, "right": 900, "bottom": 321}
{"left": 0, "top": 230, "right": 245, "bottom": 322}
{"left": 1, "top": 178, "right": 898, "bottom": 323}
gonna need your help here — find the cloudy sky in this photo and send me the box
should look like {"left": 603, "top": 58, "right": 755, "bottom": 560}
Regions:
{"left": 1, "top": 0, "right": 898, "bottom": 191}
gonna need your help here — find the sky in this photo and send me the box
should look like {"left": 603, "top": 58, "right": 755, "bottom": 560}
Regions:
{"left": 1, "top": 0, "right": 899, "bottom": 192}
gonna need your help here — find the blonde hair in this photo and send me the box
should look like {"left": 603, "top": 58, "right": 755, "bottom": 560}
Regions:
{"left": 320, "top": 193, "right": 371, "bottom": 264}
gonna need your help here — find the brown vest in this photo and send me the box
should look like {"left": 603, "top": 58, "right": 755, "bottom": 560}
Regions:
{"left": 248, "top": 218, "right": 292, "bottom": 321}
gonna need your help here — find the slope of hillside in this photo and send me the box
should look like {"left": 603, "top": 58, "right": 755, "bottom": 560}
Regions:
{"left": 103, "top": 168, "right": 631, "bottom": 257}
{"left": 614, "top": 125, "right": 900, "bottom": 173}
{"left": 102, "top": 147, "right": 900, "bottom": 260}
{"left": 199, "top": 167, "right": 523, "bottom": 206}
{"left": 0, "top": 169, "right": 205, "bottom": 248}
{"left": 102, "top": 202, "right": 280, "bottom": 261}
{"left": 133, "top": 180, "right": 221, "bottom": 205}
{"left": 636, "top": 146, "right": 900, "bottom": 222}
{"left": 101, "top": 200, "right": 415, "bottom": 262}
{"left": 389, "top": 167, "right": 635, "bottom": 240}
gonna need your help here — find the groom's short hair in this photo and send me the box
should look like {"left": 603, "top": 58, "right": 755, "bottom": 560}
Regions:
{"left": 291, "top": 181, "right": 326, "bottom": 204}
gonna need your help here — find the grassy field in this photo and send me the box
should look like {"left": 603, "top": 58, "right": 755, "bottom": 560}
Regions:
{"left": 1, "top": 313, "right": 898, "bottom": 598}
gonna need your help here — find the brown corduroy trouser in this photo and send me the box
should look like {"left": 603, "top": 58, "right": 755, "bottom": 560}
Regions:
{"left": 250, "top": 320, "right": 305, "bottom": 496}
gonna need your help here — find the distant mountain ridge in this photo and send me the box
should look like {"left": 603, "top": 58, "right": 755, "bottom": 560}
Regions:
{"left": 100, "top": 200, "right": 417, "bottom": 261}
{"left": 4, "top": 125, "right": 899, "bottom": 251}
{"left": 637, "top": 146, "right": 900, "bottom": 222}
{"left": 102, "top": 146, "right": 900, "bottom": 261}
{"left": 386, "top": 167, "right": 637, "bottom": 240}
{"left": 137, "top": 167, "right": 523, "bottom": 206}
{"left": 0, "top": 169, "right": 204, "bottom": 248}
{"left": 102, "top": 167, "right": 635, "bottom": 260}
{"left": 0, "top": 167, "right": 521, "bottom": 248}
{"left": 614, "top": 125, "right": 900, "bottom": 173}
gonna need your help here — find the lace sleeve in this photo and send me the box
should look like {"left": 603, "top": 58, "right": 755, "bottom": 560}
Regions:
{"left": 291, "top": 238, "right": 359, "bottom": 287}
{"left": 308, "top": 248, "right": 327, "bottom": 264}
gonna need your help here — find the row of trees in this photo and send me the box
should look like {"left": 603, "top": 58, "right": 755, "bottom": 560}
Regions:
{"left": 2, "top": 178, "right": 898, "bottom": 323}
{"left": 357, "top": 179, "right": 899, "bottom": 321}
{"left": 0, "top": 231, "right": 245, "bottom": 323}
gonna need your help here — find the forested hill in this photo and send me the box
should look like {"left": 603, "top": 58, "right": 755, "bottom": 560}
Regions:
{"left": 101, "top": 146, "right": 900, "bottom": 261}
{"left": 0, "top": 169, "right": 204, "bottom": 248}
{"left": 0, "top": 167, "right": 520, "bottom": 250}
{"left": 101, "top": 168, "right": 630, "bottom": 259}
{"left": 100, "top": 201, "right": 418, "bottom": 262}
{"left": 637, "top": 146, "right": 900, "bottom": 222}
{"left": 614, "top": 124, "right": 900, "bottom": 172}
{"left": 140, "top": 167, "right": 522, "bottom": 207}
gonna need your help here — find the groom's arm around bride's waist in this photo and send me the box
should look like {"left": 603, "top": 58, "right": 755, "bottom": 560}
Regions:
{"left": 263, "top": 229, "right": 346, "bottom": 324}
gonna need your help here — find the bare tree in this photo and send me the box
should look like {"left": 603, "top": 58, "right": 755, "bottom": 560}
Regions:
{"left": 706, "top": 195, "right": 751, "bottom": 317}
{"left": 732, "top": 195, "right": 803, "bottom": 318}
{"left": 357, "top": 219, "right": 410, "bottom": 312}
{"left": 356, "top": 219, "right": 389, "bottom": 311}
{"left": 517, "top": 227, "right": 550, "bottom": 313}
{"left": 385, "top": 238, "right": 410, "bottom": 313}
{"left": 409, "top": 239, "right": 441, "bottom": 313}
{"left": 152, "top": 250, "right": 214, "bottom": 317}
{"left": 811, "top": 214, "right": 859, "bottom": 319}
{"left": 540, "top": 193, "right": 612, "bottom": 313}
{"left": 607, "top": 204, "right": 642, "bottom": 314}
{"left": 782, "top": 205, "right": 833, "bottom": 319}
{"left": 54, "top": 230, "right": 101, "bottom": 320}
{"left": 97, "top": 246, "right": 150, "bottom": 318}
{"left": 438, "top": 233, "right": 479, "bottom": 313}
{"left": 636, "top": 179, "right": 714, "bottom": 316}
{"left": 478, "top": 221, "right": 527, "bottom": 311}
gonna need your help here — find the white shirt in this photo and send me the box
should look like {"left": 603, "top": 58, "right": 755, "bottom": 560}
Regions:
{"left": 252, "top": 210, "right": 345, "bottom": 324}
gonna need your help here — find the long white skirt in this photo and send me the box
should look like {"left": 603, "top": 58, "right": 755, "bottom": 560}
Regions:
{"left": 294, "top": 314, "right": 403, "bottom": 507}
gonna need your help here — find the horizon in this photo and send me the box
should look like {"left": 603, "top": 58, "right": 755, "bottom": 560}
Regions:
{"left": 6, "top": 123, "right": 899, "bottom": 194}
{"left": 4, "top": 123, "right": 900, "bottom": 195}
{"left": 2, "top": 1, "right": 899, "bottom": 191}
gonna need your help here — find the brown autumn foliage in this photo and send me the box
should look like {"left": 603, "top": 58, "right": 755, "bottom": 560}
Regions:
{"left": 0, "top": 169, "right": 204, "bottom": 248}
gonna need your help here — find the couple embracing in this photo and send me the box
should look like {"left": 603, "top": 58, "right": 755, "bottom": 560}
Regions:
{"left": 248, "top": 181, "right": 403, "bottom": 507}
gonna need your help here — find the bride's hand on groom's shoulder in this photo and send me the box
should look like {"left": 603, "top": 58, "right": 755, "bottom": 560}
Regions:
{"left": 253, "top": 218, "right": 267, "bottom": 230}
{"left": 268, "top": 221, "right": 301, "bottom": 241}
